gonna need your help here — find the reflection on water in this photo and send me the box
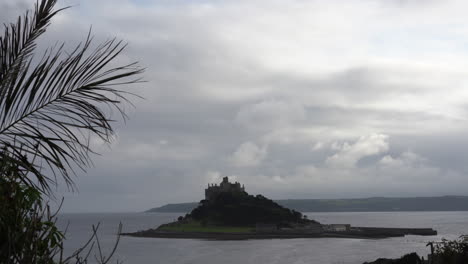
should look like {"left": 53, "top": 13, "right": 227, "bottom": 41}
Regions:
{"left": 57, "top": 211, "right": 468, "bottom": 264}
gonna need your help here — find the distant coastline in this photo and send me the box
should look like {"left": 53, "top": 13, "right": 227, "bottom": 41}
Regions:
{"left": 147, "top": 195, "right": 468, "bottom": 213}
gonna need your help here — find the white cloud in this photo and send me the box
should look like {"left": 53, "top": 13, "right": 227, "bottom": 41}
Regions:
{"left": 236, "top": 100, "right": 306, "bottom": 131}
{"left": 379, "top": 151, "right": 425, "bottom": 168}
{"left": 237, "top": 147, "right": 466, "bottom": 199}
{"left": 312, "top": 142, "right": 324, "bottom": 151}
{"left": 230, "top": 141, "right": 267, "bottom": 167}
{"left": 326, "top": 134, "right": 389, "bottom": 168}
{"left": 205, "top": 170, "right": 222, "bottom": 183}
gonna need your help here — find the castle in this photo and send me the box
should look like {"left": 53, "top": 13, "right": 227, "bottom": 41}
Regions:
{"left": 205, "top": 176, "right": 245, "bottom": 200}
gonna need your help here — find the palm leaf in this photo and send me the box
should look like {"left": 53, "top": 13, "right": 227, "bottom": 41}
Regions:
{"left": 0, "top": 0, "right": 65, "bottom": 97}
{"left": 0, "top": 0, "right": 144, "bottom": 194}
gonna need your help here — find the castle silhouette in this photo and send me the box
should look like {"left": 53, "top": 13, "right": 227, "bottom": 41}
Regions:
{"left": 205, "top": 176, "right": 245, "bottom": 200}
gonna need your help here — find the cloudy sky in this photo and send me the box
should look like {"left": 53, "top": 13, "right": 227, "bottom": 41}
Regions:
{"left": 3, "top": 0, "right": 468, "bottom": 212}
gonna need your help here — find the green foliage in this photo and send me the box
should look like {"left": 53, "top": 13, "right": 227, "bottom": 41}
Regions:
{"left": 431, "top": 236, "right": 468, "bottom": 264}
{"left": 187, "top": 192, "right": 314, "bottom": 226}
{"left": 0, "top": 0, "right": 141, "bottom": 263}
{"left": 0, "top": 156, "right": 64, "bottom": 264}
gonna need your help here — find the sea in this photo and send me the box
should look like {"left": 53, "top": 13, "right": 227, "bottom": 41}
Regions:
{"left": 56, "top": 211, "right": 468, "bottom": 264}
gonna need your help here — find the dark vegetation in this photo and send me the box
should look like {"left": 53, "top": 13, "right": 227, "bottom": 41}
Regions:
{"left": 182, "top": 192, "right": 317, "bottom": 226}
{"left": 0, "top": 157, "right": 65, "bottom": 263}
{"left": 147, "top": 195, "right": 468, "bottom": 213}
{"left": 364, "top": 236, "right": 468, "bottom": 264}
{"left": 430, "top": 236, "right": 468, "bottom": 264}
{"left": 363, "top": 253, "right": 423, "bottom": 264}
{"left": 0, "top": 0, "right": 142, "bottom": 263}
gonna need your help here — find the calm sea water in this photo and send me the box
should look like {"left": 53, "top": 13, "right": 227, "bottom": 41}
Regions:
{"left": 56, "top": 211, "right": 468, "bottom": 264}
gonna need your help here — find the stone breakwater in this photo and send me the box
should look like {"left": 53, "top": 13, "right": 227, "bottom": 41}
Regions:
{"left": 354, "top": 227, "right": 437, "bottom": 236}
{"left": 122, "top": 227, "right": 437, "bottom": 240}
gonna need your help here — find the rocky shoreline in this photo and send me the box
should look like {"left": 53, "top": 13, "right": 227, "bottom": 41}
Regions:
{"left": 122, "top": 231, "right": 393, "bottom": 240}
{"left": 122, "top": 226, "right": 436, "bottom": 240}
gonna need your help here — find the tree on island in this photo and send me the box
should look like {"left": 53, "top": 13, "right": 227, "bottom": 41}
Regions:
{"left": 0, "top": 0, "right": 142, "bottom": 263}
{"left": 184, "top": 188, "right": 319, "bottom": 227}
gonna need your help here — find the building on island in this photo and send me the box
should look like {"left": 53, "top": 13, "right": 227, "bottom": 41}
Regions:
{"left": 255, "top": 222, "right": 323, "bottom": 234}
{"left": 205, "top": 176, "right": 245, "bottom": 200}
{"left": 323, "top": 224, "right": 350, "bottom": 232}
{"left": 288, "top": 222, "right": 324, "bottom": 234}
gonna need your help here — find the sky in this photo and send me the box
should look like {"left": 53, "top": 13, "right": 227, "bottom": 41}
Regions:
{"left": 2, "top": 0, "right": 468, "bottom": 212}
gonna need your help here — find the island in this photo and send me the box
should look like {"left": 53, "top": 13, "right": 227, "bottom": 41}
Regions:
{"left": 123, "top": 177, "right": 437, "bottom": 240}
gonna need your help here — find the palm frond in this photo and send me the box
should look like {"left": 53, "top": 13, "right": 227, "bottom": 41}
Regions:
{"left": 0, "top": 0, "right": 66, "bottom": 96}
{"left": 0, "top": 0, "right": 144, "bottom": 194}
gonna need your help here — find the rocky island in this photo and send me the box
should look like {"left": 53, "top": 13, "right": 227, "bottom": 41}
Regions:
{"left": 123, "top": 177, "right": 437, "bottom": 240}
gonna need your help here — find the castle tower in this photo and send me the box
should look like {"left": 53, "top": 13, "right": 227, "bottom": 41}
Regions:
{"left": 205, "top": 176, "right": 245, "bottom": 200}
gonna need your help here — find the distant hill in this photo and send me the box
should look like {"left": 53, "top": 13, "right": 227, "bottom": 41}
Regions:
{"left": 146, "top": 196, "right": 468, "bottom": 213}
{"left": 148, "top": 203, "right": 198, "bottom": 213}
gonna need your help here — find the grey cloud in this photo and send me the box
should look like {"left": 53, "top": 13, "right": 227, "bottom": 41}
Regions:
{"left": 0, "top": 1, "right": 29, "bottom": 22}
{"left": 4, "top": 0, "right": 468, "bottom": 212}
